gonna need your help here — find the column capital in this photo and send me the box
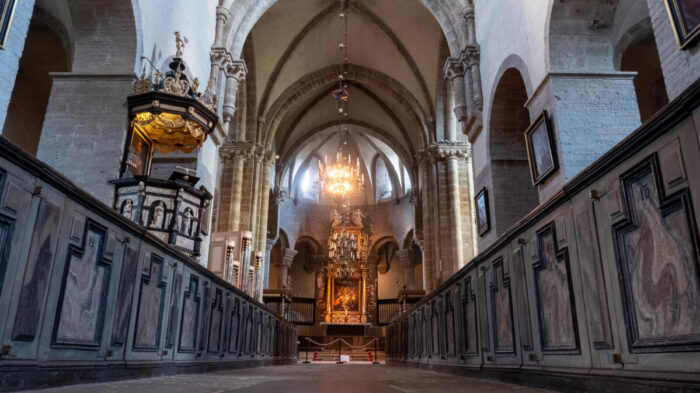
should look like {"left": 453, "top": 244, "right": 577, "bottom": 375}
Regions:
{"left": 279, "top": 248, "right": 297, "bottom": 268}
{"left": 225, "top": 59, "right": 247, "bottom": 82}
{"left": 443, "top": 57, "right": 465, "bottom": 81}
{"left": 459, "top": 44, "right": 480, "bottom": 67}
{"left": 429, "top": 141, "right": 471, "bottom": 161}
{"left": 395, "top": 249, "right": 412, "bottom": 268}
{"left": 219, "top": 141, "right": 255, "bottom": 162}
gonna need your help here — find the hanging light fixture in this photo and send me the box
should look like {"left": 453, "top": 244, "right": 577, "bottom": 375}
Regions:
{"left": 316, "top": 0, "right": 366, "bottom": 200}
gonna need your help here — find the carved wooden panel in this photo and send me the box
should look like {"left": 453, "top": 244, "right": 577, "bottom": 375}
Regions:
{"left": 444, "top": 292, "right": 456, "bottom": 356}
{"left": 614, "top": 155, "right": 700, "bottom": 353}
{"left": 533, "top": 222, "right": 580, "bottom": 353}
{"left": 53, "top": 221, "right": 111, "bottom": 348}
{"left": 512, "top": 246, "right": 533, "bottom": 351}
{"left": 462, "top": 276, "right": 478, "bottom": 355}
{"left": 133, "top": 254, "right": 167, "bottom": 351}
{"left": 431, "top": 300, "right": 439, "bottom": 355}
{"left": 165, "top": 270, "right": 183, "bottom": 348}
{"left": 111, "top": 246, "right": 139, "bottom": 346}
{"left": 178, "top": 275, "right": 200, "bottom": 352}
{"left": 490, "top": 259, "right": 515, "bottom": 354}
{"left": 239, "top": 303, "right": 248, "bottom": 354}
{"left": 207, "top": 288, "right": 224, "bottom": 353}
{"left": 0, "top": 214, "right": 14, "bottom": 308}
{"left": 228, "top": 298, "right": 240, "bottom": 353}
{"left": 573, "top": 199, "right": 614, "bottom": 350}
{"left": 198, "top": 285, "right": 212, "bottom": 351}
{"left": 12, "top": 199, "right": 61, "bottom": 341}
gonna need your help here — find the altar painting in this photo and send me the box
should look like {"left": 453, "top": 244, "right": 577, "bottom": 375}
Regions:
{"left": 333, "top": 278, "right": 361, "bottom": 312}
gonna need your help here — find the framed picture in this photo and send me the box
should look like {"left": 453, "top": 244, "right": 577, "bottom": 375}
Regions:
{"left": 123, "top": 128, "right": 152, "bottom": 178}
{"left": 475, "top": 187, "right": 490, "bottom": 236}
{"left": 0, "top": 0, "right": 18, "bottom": 49}
{"left": 332, "top": 277, "right": 361, "bottom": 312}
{"left": 665, "top": 0, "right": 700, "bottom": 49}
{"left": 525, "top": 110, "right": 558, "bottom": 186}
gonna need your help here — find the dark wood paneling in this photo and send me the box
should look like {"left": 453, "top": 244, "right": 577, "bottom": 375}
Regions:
{"left": 111, "top": 246, "right": 139, "bottom": 346}
{"left": 461, "top": 276, "right": 478, "bottom": 355}
{"left": 166, "top": 270, "right": 183, "bottom": 348}
{"left": 133, "top": 254, "right": 167, "bottom": 351}
{"left": 490, "top": 259, "right": 515, "bottom": 354}
{"left": 533, "top": 222, "right": 580, "bottom": 353}
{"left": 178, "top": 275, "right": 200, "bottom": 353}
{"left": 53, "top": 220, "right": 111, "bottom": 348}
{"left": 614, "top": 155, "right": 700, "bottom": 353}
{"left": 207, "top": 288, "right": 223, "bottom": 353}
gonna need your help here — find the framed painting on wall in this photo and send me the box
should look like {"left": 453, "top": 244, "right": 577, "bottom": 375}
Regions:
{"left": 665, "top": 0, "right": 700, "bottom": 49}
{"left": 524, "top": 110, "right": 558, "bottom": 186}
{"left": 475, "top": 187, "right": 490, "bottom": 236}
{"left": 0, "top": 0, "right": 18, "bottom": 49}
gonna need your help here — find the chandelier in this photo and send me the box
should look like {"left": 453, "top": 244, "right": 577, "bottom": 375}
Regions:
{"left": 328, "top": 227, "right": 359, "bottom": 278}
{"left": 316, "top": 0, "right": 366, "bottom": 199}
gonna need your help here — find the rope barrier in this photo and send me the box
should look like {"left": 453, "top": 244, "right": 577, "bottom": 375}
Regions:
{"left": 302, "top": 337, "right": 379, "bottom": 350}
{"left": 303, "top": 337, "right": 342, "bottom": 347}
{"left": 339, "top": 338, "right": 378, "bottom": 349}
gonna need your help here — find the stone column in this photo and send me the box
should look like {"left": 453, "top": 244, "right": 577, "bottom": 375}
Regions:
{"left": 255, "top": 152, "right": 275, "bottom": 299}
{"left": 396, "top": 249, "right": 415, "bottom": 290}
{"left": 443, "top": 58, "right": 468, "bottom": 127}
{"left": 278, "top": 248, "right": 297, "bottom": 289}
{"left": 263, "top": 238, "right": 276, "bottom": 290}
{"left": 416, "top": 153, "right": 434, "bottom": 292}
{"left": 222, "top": 60, "right": 247, "bottom": 132}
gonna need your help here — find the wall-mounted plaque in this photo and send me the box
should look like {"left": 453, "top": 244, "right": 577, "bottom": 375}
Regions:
{"left": 665, "top": 0, "right": 700, "bottom": 49}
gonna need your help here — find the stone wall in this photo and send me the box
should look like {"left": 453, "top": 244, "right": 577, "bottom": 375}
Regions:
{"left": 386, "top": 81, "right": 700, "bottom": 393}
{"left": 0, "top": 138, "right": 296, "bottom": 392}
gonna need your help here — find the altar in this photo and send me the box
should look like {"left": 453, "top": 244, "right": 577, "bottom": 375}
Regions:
{"left": 317, "top": 207, "right": 376, "bottom": 325}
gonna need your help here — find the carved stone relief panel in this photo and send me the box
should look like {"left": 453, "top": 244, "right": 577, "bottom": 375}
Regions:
{"left": 207, "top": 288, "right": 224, "bottom": 353}
{"left": 614, "top": 155, "right": 700, "bottom": 353}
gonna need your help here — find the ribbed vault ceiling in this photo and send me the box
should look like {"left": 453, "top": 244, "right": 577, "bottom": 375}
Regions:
{"left": 244, "top": 0, "right": 448, "bottom": 204}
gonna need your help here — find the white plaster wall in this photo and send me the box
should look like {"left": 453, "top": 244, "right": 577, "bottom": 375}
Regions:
{"left": 135, "top": 0, "right": 217, "bottom": 86}
{"left": 472, "top": 0, "right": 550, "bottom": 177}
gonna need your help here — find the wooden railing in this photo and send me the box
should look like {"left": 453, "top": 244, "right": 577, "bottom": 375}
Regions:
{"left": 386, "top": 80, "right": 700, "bottom": 393}
{"left": 0, "top": 138, "right": 298, "bottom": 391}
{"left": 289, "top": 297, "right": 315, "bottom": 325}
{"left": 377, "top": 299, "right": 401, "bottom": 325}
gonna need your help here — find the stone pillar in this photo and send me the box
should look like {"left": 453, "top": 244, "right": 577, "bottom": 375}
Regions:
{"left": 263, "top": 238, "right": 276, "bottom": 290}
{"left": 396, "top": 249, "right": 415, "bottom": 290}
{"left": 255, "top": 152, "right": 275, "bottom": 299}
{"left": 443, "top": 58, "right": 468, "bottom": 127}
{"left": 416, "top": 153, "right": 434, "bottom": 292}
{"left": 278, "top": 248, "right": 297, "bottom": 289}
{"left": 222, "top": 60, "right": 247, "bottom": 132}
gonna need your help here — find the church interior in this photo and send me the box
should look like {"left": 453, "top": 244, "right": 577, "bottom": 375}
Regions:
{"left": 0, "top": 0, "right": 698, "bottom": 392}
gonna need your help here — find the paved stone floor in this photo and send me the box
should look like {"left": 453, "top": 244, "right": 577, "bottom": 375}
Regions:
{"left": 24, "top": 364, "right": 557, "bottom": 393}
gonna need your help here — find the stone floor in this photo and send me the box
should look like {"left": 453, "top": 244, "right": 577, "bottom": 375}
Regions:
{"left": 24, "top": 364, "right": 557, "bottom": 393}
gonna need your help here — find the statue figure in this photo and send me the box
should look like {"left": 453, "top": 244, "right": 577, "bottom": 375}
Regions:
{"left": 121, "top": 199, "right": 133, "bottom": 220}
{"left": 182, "top": 208, "right": 193, "bottom": 236}
{"left": 352, "top": 208, "right": 365, "bottom": 227}
{"left": 150, "top": 201, "right": 165, "bottom": 228}
{"left": 175, "top": 31, "right": 187, "bottom": 58}
{"left": 330, "top": 209, "right": 343, "bottom": 227}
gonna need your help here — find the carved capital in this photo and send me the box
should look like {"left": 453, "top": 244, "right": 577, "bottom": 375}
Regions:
{"left": 430, "top": 142, "right": 471, "bottom": 161}
{"left": 396, "top": 249, "right": 412, "bottom": 268}
{"left": 219, "top": 142, "right": 255, "bottom": 162}
{"left": 459, "top": 44, "right": 480, "bottom": 67}
{"left": 225, "top": 59, "right": 247, "bottom": 82}
{"left": 443, "top": 57, "right": 465, "bottom": 81}
{"left": 280, "top": 248, "right": 297, "bottom": 268}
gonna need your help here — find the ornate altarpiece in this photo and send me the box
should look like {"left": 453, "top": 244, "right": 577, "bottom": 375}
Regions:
{"left": 318, "top": 208, "right": 377, "bottom": 324}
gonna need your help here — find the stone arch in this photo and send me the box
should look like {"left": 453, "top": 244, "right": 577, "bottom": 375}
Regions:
{"left": 222, "top": 0, "right": 468, "bottom": 60}
{"left": 262, "top": 64, "right": 431, "bottom": 152}
{"left": 2, "top": 4, "right": 71, "bottom": 155}
{"left": 615, "top": 18, "right": 669, "bottom": 123}
{"left": 486, "top": 67, "right": 539, "bottom": 236}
